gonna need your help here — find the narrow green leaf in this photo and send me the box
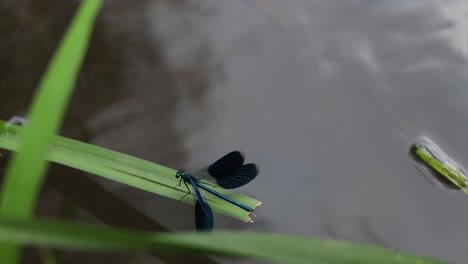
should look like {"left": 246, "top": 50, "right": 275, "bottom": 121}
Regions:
{"left": 0, "top": 0, "right": 102, "bottom": 262}
{"left": 0, "top": 121, "right": 261, "bottom": 222}
{"left": 38, "top": 247, "right": 57, "bottom": 264}
{"left": 0, "top": 218, "right": 447, "bottom": 264}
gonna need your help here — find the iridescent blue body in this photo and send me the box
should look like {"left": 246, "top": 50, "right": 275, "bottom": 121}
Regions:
{"left": 175, "top": 151, "right": 259, "bottom": 231}
{"left": 180, "top": 172, "right": 253, "bottom": 212}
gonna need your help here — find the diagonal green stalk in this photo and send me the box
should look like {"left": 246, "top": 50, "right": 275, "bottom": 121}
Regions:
{"left": 0, "top": 121, "right": 261, "bottom": 222}
{"left": 0, "top": 217, "right": 448, "bottom": 264}
{"left": 0, "top": 0, "right": 103, "bottom": 262}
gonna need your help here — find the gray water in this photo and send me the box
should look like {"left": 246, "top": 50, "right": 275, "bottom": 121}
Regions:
{"left": 1, "top": 0, "right": 468, "bottom": 263}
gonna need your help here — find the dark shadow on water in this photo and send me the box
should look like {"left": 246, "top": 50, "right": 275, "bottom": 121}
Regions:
{"left": 0, "top": 0, "right": 217, "bottom": 263}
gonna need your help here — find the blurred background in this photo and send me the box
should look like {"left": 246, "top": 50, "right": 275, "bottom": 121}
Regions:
{"left": 0, "top": 0, "right": 467, "bottom": 263}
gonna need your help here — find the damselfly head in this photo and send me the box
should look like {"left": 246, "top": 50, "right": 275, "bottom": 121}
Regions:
{"left": 175, "top": 168, "right": 185, "bottom": 179}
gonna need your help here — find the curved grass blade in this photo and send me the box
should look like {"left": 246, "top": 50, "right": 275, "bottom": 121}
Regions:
{"left": 0, "top": 218, "right": 448, "bottom": 264}
{"left": 0, "top": 121, "right": 261, "bottom": 222}
{"left": 0, "top": 0, "right": 103, "bottom": 263}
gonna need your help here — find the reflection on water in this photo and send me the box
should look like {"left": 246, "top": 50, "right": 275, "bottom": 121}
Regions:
{"left": 147, "top": 1, "right": 467, "bottom": 263}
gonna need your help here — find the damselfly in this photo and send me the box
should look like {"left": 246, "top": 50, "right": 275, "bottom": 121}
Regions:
{"left": 176, "top": 151, "right": 259, "bottom": 231}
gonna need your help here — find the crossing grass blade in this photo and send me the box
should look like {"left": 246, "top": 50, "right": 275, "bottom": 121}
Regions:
{"left": 0, "top": 218, "right": 448, "bottom": 264}
{"left": 0, "top": 0, "right": 103, "bottom": 262}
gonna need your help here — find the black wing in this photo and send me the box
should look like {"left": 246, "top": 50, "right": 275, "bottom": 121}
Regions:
{"left": 207, "top": 151, "right": 244, "bottom": 179}
{"left": 191, "top": 179, "right": 214, "bottom": 231}
{"left": 215, "top": 163, "right": 259, "bottom": 189}
{"left": 195, "top": 200, "right": 214, "bottom": 231}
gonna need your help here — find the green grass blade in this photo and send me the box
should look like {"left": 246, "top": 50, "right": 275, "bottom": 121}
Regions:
{"left": 0, "top": 0, "right": 102, "bottom": 262}
{"left": 0, "top": 121, "right": 261, "bottom": 222}
{"left": 0, "top": 218, "right": 447, "bottom": 264}
{"left": 38, "top": 247, "right": 57, "bottom": 264}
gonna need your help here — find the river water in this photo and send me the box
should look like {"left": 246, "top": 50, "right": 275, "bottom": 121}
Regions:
{"left": 1, "top": 0, "right": 467, "bottom": 263}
